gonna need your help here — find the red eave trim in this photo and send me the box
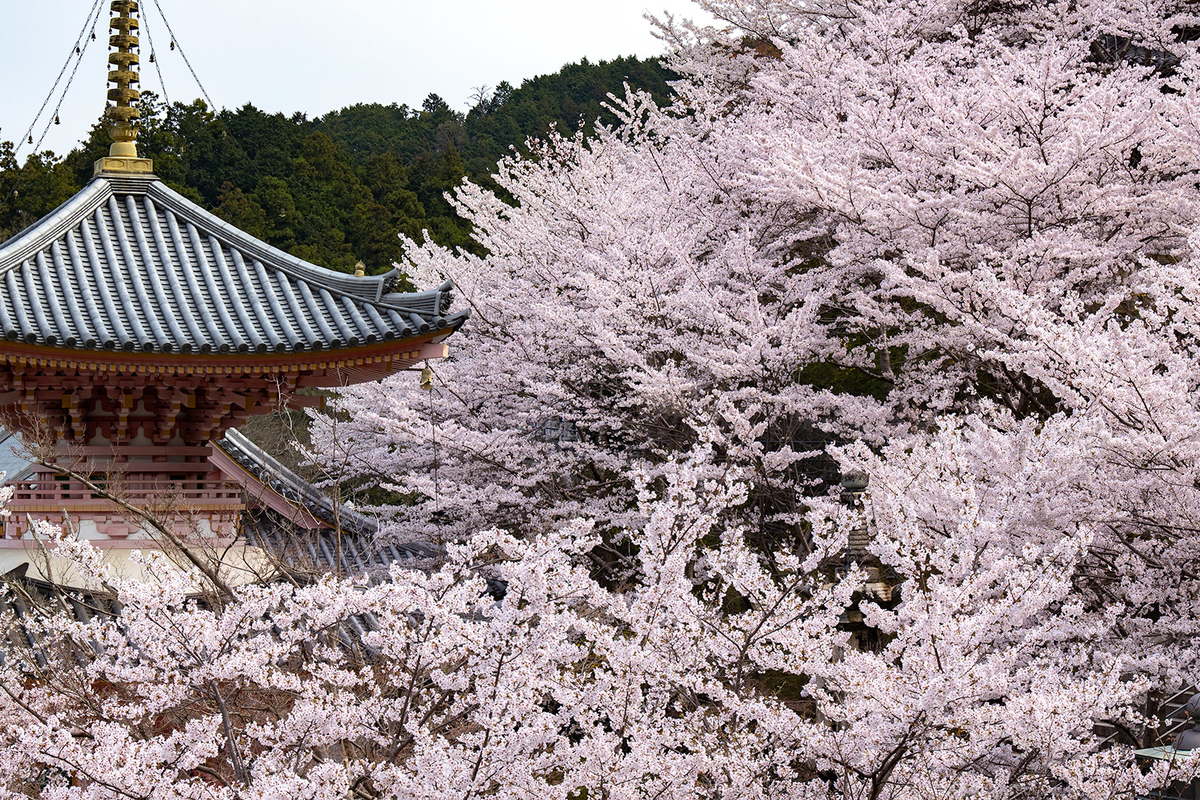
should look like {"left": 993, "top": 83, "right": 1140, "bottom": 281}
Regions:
{"left": 0, "top": 335, "right": 450, "bottom": 375}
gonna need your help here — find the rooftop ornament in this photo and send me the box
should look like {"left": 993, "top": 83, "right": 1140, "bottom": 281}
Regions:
{"left": 94, "top": 0, "right": 154, "bottom": 177}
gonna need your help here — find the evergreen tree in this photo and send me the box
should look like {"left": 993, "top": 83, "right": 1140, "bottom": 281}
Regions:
{"left": 1, "top": 55, "right": 677, "bottom": 270}
{"left": 0, "top": 142, "right": 79, "bottom": 242}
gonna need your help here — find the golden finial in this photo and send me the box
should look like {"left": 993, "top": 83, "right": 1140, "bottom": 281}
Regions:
{"left": 94, "top": 0, "right": 154, "bottom": 176}
{"left": 354, "top": 261, "right": 366, "bottom": 277}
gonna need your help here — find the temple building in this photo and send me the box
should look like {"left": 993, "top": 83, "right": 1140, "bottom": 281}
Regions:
{"left": 0, "top": 1, "right": 465, "bottom": 585}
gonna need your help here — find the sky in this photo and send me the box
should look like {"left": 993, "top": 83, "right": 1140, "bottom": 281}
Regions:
{"left": 2, "top": 0, "right": 718, "bottom": 158}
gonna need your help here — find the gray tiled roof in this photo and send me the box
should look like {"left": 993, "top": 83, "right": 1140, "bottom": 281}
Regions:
{"left": 0, "top": 566, "right": 386, "bottom": 662}
{"left": 218, "top": 428, "right": 398, "bottom": 542}
{"left": 217, "top": 428, "right": 443, "bottom": 577}
{"left": 0, "top": 174, "right": 467, "bottom": 355}
{"left": 245, "top": 518, "right": 436, "bottom": 574}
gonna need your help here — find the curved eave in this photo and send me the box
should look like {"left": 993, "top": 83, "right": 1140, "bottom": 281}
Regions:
{"left": 0, "top": 318, "right": 463, "bottom": 376}
{"left": 215, "top": 428, "right": 391, "bottom": 540}
{"left": 210, "top": 439, "right": 325, "bottom": 531}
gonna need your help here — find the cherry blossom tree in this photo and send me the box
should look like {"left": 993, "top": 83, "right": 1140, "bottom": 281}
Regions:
{"left": 309, "top": 0, "right": 1200, "bottom": 793}
{"left": 9, "top": 0, "right": 1200, "bottom": 796}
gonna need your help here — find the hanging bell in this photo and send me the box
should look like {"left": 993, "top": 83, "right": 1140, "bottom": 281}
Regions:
{"left": 149, "top": 52, "right": 156, "bottom": 63}
{"left": 27, "top": 135, "right": 33, "bottom": 144}
{"left": 75, "top": 46, "right": 81, "bottom": 55}
{"left": 419, "top": 366, "right": 433, "bottom": 391}
{"left": 91, "top": 31, "right": 96, "bottom": 41}
{"left": 54, "top": 115, "right": 60, "bottom": 126}
{"left": 170, "top": 40, "right": 176, "bottom": 51}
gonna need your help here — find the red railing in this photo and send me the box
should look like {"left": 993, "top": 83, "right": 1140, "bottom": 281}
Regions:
{"left": 10, "top": 474, "right": 244, "bottom": 505}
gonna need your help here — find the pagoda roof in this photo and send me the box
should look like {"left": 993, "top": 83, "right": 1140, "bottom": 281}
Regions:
{"left": 0, "top": 173, "right": 466, "bottom": 356}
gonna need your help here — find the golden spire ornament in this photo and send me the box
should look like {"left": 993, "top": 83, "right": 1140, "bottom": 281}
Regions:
{"left": 94, "top": 0, "right": 154, "bottom": 176}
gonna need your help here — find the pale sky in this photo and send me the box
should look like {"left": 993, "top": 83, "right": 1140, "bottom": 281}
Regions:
{"left": 2, "top": 0, "right": 718, "bottom": 158}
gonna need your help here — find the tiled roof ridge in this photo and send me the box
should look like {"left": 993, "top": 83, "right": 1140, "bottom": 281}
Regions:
{"left": 219, "top": 427, "right": 364, "bottom": 530}
{"left": 147, "top": 181, "right": 462, "bottom": 322}
{"left": 0, "top": 177, "right": 407, "bottom": 307}
{"left": 220, "top": 427, "right": 406, "bottom": 545}
{"left": 0, "top": 180, "right": 112, "bottom": 270}
{"left": 146, "top": 181, "right": 398, "bottom": 303}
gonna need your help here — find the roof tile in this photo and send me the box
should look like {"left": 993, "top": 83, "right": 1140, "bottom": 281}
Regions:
{"left": 0, "top": 175, "right": 467, "bottom": 354}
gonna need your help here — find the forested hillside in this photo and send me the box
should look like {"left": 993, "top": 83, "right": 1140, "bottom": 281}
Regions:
{"left": 0, "top": 55, "right": 674, "bottom": 276}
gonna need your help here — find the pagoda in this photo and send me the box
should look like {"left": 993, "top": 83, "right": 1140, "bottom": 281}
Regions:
{"left": 0, "top": 2, "right": 466, "bottom": 570}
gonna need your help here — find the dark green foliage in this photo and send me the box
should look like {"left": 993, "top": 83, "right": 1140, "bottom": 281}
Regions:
{"left": 796, "top": 362, "right": 894, "bottom": 402}
{"left": 212, "top": 182, "right": 268, "bottom": 239}
{"left": 0, "top": 56, "right": 676, "bottom": 272}
{"left": 0, "top": 141, "right": 79, "bottom": 243}
{"left": 318, "top": 55, "right": 678, "bottom": 198}
{"left": 461, "top": 56, "right": 677, "bottom": 177}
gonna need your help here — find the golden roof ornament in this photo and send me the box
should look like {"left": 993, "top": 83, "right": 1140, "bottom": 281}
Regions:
{"left": 94, "top": 0, "right": 154, "bottom": 176}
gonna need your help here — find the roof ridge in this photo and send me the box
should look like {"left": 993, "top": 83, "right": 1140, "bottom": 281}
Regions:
{"left": 0, "top": 180, "right": 112, "bottom": 275}
{"left": 146, "top": 182, "right": 465, "bottom": 322}
{"left": 148, "top": 181, "right": 395, "bottom": 303}
{"left": 97, "top": 174, "right": 158, "bottom": 194}
{"left": 219, "top": 428, "right": 381, "bottom": 536}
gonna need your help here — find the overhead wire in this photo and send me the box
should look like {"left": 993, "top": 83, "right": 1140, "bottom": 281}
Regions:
{"left": 140, "top": 6, "right": 171, "bottom": 107}
{"left": 33, "top": 3, "right": 107, "bottom": 154}
{"left": 141, "top": 0, "right": 262, "bottom": 180}
{"left": 15, "top": 0, "right": 105, "bottom": 156}
{"left": 144, "top": 0, "right": 216, "bottom": 113}
{"left": 19, "top": 0, "right": 259, "bottom": 179}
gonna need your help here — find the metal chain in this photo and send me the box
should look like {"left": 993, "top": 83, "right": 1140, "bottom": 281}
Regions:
{"left": 144, "top": 0, "right": 216, "bottom": 112}
{"left": 16, "top": 0, "right": 105, "bottom": 155}
{"left": 34, "top": 3, "right": 106, "bottom": 154}
{"left": 140, "top": 5, "right": 171, "bottom": 107}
